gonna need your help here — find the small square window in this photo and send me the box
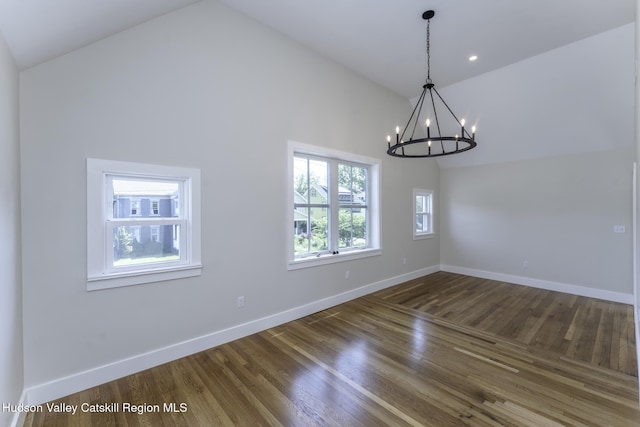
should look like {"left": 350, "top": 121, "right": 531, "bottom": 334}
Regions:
{"left": 87, "top": 158, "right": 202, "bottom": 290}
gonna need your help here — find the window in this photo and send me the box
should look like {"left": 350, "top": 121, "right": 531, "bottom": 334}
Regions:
{"left": 150, "top": 199, "right": 160, "bottom": 216}
{"left": 87, "top": 158, "right": 201, "bottom": 290}
{"left": 414, "top": 188, "right": 434, "bottom": 239}
{"left": 130, "top": 199, "right": 140, "bottom": 216}
{"left": 288, "top": 141, "right": 381, "bottom": 269}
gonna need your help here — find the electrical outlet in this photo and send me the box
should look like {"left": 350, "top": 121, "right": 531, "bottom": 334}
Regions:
{"left": 403, "top": 258, "right": 407, "bottom": 265}
{"left": 237, "top": 296, "right": 245, "bottom": 307}
{"left": 523, "top": 260, "right": 529, "bottom": 269}
{"left": 614, "top": 225, "right": 625, "bottom": 233}
{"left": 345, "top": 270, "right": 350, "bottom": 280}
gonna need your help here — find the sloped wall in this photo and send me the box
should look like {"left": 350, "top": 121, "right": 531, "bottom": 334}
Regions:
{"left": 19, "top": 0, "right": 439, "bottom": 399}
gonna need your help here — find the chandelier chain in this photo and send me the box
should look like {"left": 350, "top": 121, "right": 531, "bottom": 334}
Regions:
{"left": 426, "top": 18, "right": 431, "bottom": 83}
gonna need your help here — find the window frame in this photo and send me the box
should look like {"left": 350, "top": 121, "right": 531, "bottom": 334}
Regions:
{"left": 287, "top": 141, "right": 381, "bottom": 270}
{"left": 413, "top": 188, "right": 435, "bottom": 240}
{"left": 87, "top": 158, "right": 202, "bottom": 291}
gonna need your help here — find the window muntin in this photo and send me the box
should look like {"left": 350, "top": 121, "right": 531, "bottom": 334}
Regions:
{"left": 414, "top": 188, "right": 434, "bottom": 239}
{"left": 288, "top": 141, "right": 381, "bottom": 269}
{"left": 87, "top": 158, "right": 201, "bottom": 290}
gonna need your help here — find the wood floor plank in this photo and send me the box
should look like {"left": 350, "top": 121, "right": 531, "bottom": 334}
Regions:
{"left": 24, "top": 272, "right": 639, "bottom": 426}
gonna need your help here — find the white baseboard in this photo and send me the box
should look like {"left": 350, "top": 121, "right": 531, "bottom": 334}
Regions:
{"left": 24, "top": 265, "right": 440, "bottom": 406}
{"left": 440, "top": 264, "right": 634, "bottom": 304}
{"left": 23, "top": 263, "right": 634, "bottom": 407}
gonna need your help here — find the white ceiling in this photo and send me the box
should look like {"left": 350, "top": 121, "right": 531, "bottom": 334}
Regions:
{"left": 0, "top": 0, "right": 635, "bottom": 98}
{"left": 0, "top": 0, "right": 201, "bottom": 70}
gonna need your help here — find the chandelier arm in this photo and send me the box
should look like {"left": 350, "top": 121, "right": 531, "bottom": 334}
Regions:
{"left": 400, "top": 85, "right": 427, "bottom": 142}
{"left": 431, "top": 87, "right": 472, "bottom": 139}
{"left": 428, "top": 88, "right": 442, "bottom": 138}
{"left": 410, "top": 88, "right": 428, "bottom": 141}
{"left": 428, "top": 88, "right": 447, "bottom": 152}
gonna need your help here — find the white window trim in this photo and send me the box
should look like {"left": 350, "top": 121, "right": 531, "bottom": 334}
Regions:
{"left": 413, "top": 188, "right": 435, "bottom": 240}
{"left": 87, "top": 158, "right": 202, "bottom": 290}
{"left": 287, "top": 140, "right": 381, "bottom": 270}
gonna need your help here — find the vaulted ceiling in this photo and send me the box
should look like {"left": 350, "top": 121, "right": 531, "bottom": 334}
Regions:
{"left": 0, "top": 0, "right": 634, "bottom": 98}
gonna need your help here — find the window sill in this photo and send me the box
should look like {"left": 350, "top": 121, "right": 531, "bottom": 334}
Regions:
{"left": 287, "top": 248, "right": 382, "bottom": 271}
{"left": 413, "top": 233, "right": 436, "bottom": 241}
{"left": 87, "top": 264, "right": 202, "bottom": 291}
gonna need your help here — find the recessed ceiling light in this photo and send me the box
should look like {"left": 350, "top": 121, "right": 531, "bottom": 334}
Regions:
{"left": 469, "top": 55, "right": 478, "bottom": 61}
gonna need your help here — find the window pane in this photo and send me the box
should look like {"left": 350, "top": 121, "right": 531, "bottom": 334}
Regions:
{"left": 113, "top": 224, "right": 180, "bottom": 267}
{"left": 416, "top": 195, "right": 425, "bottom": 213}
{"left": 294, "top": 207, "right": 328, "bottom": 257}
{"left": 112, "top": 178, "right": 180, "bottom": 219}
{"left": 293, "top": 157, "right": 328, "bottom": 204}
{"left": 339, "top": 208, "right": 367, "bottom": 249}
{"left": 416, "top": 213, "right": 430, "bottom": 233}
{"left": 338, "top": 164, "right": 367, "bottom": 206}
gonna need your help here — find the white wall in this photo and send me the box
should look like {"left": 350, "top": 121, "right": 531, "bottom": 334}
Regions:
{"left": 19, "top": 0, "right": 439, "bottom": 399}
{"left": 0, "top": 30, "right": 23, "bottom": 427}
{"left": 634, "top": 0, "right": 640, "bottom": 390}
{"left": 439, "top": 24, "right": 635, "bottom": 299}
{"left": 441, "top": 149, "right": 633, "bottom": 296}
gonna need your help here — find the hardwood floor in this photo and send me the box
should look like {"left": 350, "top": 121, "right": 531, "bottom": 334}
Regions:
{"left": 376, "top": 272, "right": 638, "bottom": 376}
{"left": 24, "top": 272, "right": 640, "bottom": 426}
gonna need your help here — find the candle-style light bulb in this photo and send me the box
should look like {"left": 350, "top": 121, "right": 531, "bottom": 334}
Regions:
{"left": 461, "top": 119, "right": 465, "bottom": 127}
{"left": 428, "top": 140, "right": 431, "bottom": 155}
{"left": 387, "top": 135, "right": 391, "bottom": 148}
{"left": 395, "top": 126, "right": 400, "bottom": 134}
{"left": 426, "top": 119, "right": 430, "bottom": 127}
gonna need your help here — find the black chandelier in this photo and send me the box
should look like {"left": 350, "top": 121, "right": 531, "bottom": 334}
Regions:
{"left": 387, "top": 10, "right": 477, "bottom": 158}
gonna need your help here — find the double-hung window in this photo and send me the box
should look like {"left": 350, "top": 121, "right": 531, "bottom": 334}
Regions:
{"left": 288, "top": 141, "right": 381, "bottom": 269}
{"left": 414, "top": 188, "right": 434, "bottom": 239}
{"left": 150, "top": 199, "right": 160, "bottom": 216}
{"left": 87, "top": 158, "right": 202, "bottom": 290}
{"left": 130, "top": 199, "right": 141, "bottom": 216}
